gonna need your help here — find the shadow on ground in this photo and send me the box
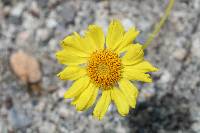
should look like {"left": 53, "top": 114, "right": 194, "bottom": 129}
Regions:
{"left": 127, "top": 93, "right": 194, "bottom": 133}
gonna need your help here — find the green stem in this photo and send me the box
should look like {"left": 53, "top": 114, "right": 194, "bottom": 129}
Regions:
{"left": 142, "top": 0, "right": 175, "bottom": 49}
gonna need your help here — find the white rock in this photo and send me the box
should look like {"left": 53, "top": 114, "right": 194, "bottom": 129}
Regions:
{"left": 35, "top": 100, "right": 46, "bottom": 112}
{"left": 39, "top": 122, "right": 56, "bottom": 133}
{"left": 116, "top": 125, "right": 127, "bottom": 133}
{"left": 36, "top": 28, "right": 50, "bottom": 42}
{"left": 48, "top": 112, "right": 60, "bottom": 123}
{"left": 58, "top": 107, "right": 70, "bottom": 118}
{"left": 192, "top": 122, "right": 200, "bottom": 133}
{"left": 11, "top": 3, "right": 25, "bottom": 17}
{"left": 16, "top": 31, "right": 32, "bottom": 46}
{"left": 46, "top": 18, "right": 57, "bottom": 29}
{"left": 29, "top": 1, "right": 40, "bottom": 17}
{"left": 49, "top": 39, "right": 57, "bottom": 51}
{"left": 57, "top": 88, "right": 66, "bottom": 99}
{"left": 173, "top": 48, "right": 187, "bottom": 61}
{"left": 122, "top": 18, "right": 134, "bottom": 30}
{"left": 160, "top": 70, "right": 171, "bottom": 83}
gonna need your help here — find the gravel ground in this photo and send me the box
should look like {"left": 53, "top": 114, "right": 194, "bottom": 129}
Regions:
{"left": 0, "top": 0, "right": 200, "bottom": 133}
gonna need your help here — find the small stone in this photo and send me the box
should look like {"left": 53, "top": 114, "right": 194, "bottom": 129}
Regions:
{"left": 58, "top": 107, "right": 70, "bottom": 119}
{"left": 2, "top": 0, "right": 12, "bottom": 5}
{"left": 47, "top": 85, "right": 58, "bottom": 93}
{"left": 160, "top": 70, "right": 171, "bottom": 83}
{"left": 37, "top": 0, "right": 49, "bottom": 8}
{"left": 57, "top": 88, "right": 66, "bottom": 99}
{"left": 122, "top": 18, "right": 134, "bottom": 30}
{"left": 8, "top": 108, "right": 32, "bottom": 130}
{"left": 39, "top": 122, "right": 56, "bottom": 133}
{"left": 173, "top": 48, "right": 187, "bottom": 61}
{"left": 9, "top": 3, "right": 24, "bottom": 24}
{"left": 10, "top": 51, "right": 42, "bottom": 84}
{"left": 116, "top": 125, "right": 127, "bottom": 133}
{"left": 36, "top": 28, "right": 51, "bottom": 42}
{"left": 46, "top": 18, "right": 57, "bottom": 29}
{"left": 16, "top": 31, "right": 31, "bottom": 46}
{"left": 5, "top": 96, "right": 13, "bottom": 110}
{"left": 0, "top": 121, "right": 8, "bottom": 133}
{"left": 192, "top": 122, "right": 200, "bottom": 133}
{"left": 35, "top": 99, "right": 46, "bottom": 112}
{"left": 0, "top": 106, "right": 7, "bottom": 117}
{"left": 29, "top": 83, "right": 42, "bottom": 95}
{"left": 48, "top": 113, "right": 60, "bottom": 123}
{"left": 60, "top": 2, "right": 76, "bottom": 24}
{"left": 3, "top": 6, "right": 11, "bottom": 17}
{"left": 10, "top": 3, "right": 24, "bottom": 17}
{"left": 29, "top": 1, "right": 40, "bottom": 18}
{"left": 49, "top": 39, "right": 57, "bottom": 51}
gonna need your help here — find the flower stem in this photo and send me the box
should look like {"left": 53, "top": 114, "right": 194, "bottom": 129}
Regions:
{"left": 142, "top": 0, "right": 175, "bottom": 49}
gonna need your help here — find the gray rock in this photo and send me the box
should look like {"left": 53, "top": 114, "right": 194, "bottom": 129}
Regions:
{"left": 7, "top": 107, "right": 32, "bottom": 130}
{"left": 37, "top": 0, "right": 49, "bottom": 8}
{"left": 9, "top": 2, "right": 25, "bottom": 25}
{"left": 60, "top": 2, "right": 76, "bottom": 24}
{"left": 0, "top": 121, "right": 8, "bottom": 133}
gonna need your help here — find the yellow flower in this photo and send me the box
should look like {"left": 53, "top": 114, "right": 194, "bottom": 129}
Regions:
{"left": 56, "top": 20, "right": 158, "bottom": 120}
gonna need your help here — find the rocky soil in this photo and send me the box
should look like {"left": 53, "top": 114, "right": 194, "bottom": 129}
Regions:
{"left": 0, "top": 0, "right": 200, "bottom": 133}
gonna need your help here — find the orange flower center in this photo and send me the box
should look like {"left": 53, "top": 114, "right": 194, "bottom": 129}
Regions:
{"left": 87, "top": 49, "right": 121, "bottom": 89}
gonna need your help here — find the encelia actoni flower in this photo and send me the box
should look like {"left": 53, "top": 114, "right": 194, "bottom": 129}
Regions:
{"left": 56, "top": 20, "right": 158, "bottom": 120}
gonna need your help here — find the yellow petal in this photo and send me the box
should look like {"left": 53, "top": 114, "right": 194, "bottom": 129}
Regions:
{"left": 71, "top": 96, "right": 79, "bottom": 105}
{"left": 86, "top": 25, "right": 105, "bottom": 49}
{"left": 82, "top": 34, "right": 97, "bottom": 53}
{"left": 122, "top": 68, "right": 153, "bottom": 82}
{"left": 81, "top": 25, "right": 105, "bottom": 53}
{"left": 57, "top": 66, "right": 86, "bottom": 80}
{"left": 84, "top": 86, "right": 99, "bottom": 110}
{"left": 61, "top": 32, "right": 96, "bottom": 54}
{"left": 106, "top": 20, "right": 125, "bottom": 50}
{"left": 71, "top": 84, "right": 98, "bottom": 108}
{"left": 55, "top": 49, "right": 87, "bottom": 65}
{"left": 121, "top": 44, "right": 144, "bottom": 65}
{"left": 115, "top": 27, "right": 140, "bottom": 53}
{"left": 75, "top": 83, "right": 97, "bottom": 111}
{"left": 124, "top": 61, "right": 158, "bottom": 72}
{"left": 61, "top": 33, "right": 90, "bottom": 54}
{"left": 60, "top": 45, "right": 89, "bottom": 57}
{"left": 111, "top": 87, "right": 129, "bottom": 116}
{"left": 93, "top": 89, "right": 111, "bottom": 120}
{"left": 64, "top": 76, "right": 90, "bottom": 99}
{"left": 119, "top": 79, "right": 138, "bottom": 108}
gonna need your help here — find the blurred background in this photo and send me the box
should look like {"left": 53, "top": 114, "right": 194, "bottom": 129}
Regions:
{"left": 0, "top": 0, "right": 200, "bottom": 133}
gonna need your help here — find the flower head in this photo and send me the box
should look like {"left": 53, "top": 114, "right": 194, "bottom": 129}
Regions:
{"left": 56, "top": 20, "right": 158, "bottom": 120}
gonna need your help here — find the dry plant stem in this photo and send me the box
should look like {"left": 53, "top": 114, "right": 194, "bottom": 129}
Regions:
{"left": 142, "top": 0, "right": 175, "bottom": 49}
